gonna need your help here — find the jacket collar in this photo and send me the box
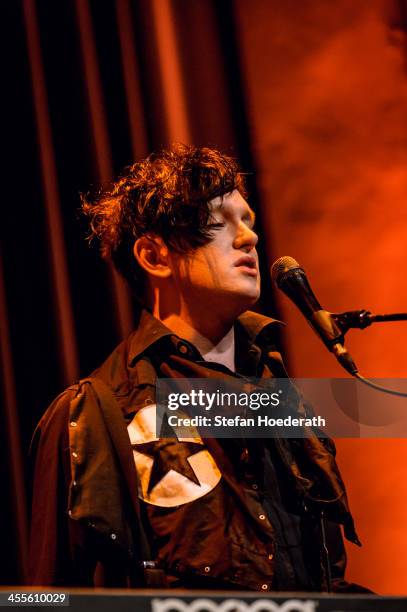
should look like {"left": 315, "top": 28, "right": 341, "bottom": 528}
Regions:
{"left": 128, "top": 308, "right": 285, "bottom": 367}
{"left": 235, "top": 310, "right": 285, "bottom": 346}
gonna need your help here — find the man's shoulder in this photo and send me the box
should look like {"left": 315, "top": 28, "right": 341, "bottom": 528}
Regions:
{"left": 38, "top": 316, "right": 163, "bottom": 432}
{"left": 82, "top": 328, "right": 160, "bottom": 419}
{"left": 34, "top": 337, "right": 134, "bottom": 437}
{"left": 90, "top": 309, "right": 171, "bottom": 391}
{"left": 31, "top": 385, "right": 80, "bottom": 460}
{"left": 90, "top": 334, "right": 136, "bottom": 392}
{"left": 36, "top": 385, "right": 78, "bottom": 431}
{"left": 93, "top": 332, "right": 158, "bottom": 395}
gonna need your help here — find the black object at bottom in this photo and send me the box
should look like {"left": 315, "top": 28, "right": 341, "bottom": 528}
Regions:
{"left": 1, "top": 589, "right": 404, "bottom": 611}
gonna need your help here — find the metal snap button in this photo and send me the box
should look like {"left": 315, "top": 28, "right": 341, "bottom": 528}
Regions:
{"left": 240, "top": 448, "right": 249, "bottom": 462}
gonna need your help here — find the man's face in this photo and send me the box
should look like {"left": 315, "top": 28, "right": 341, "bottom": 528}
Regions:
{"left": 169, "top": 190, "right": 260, "bottom": 315}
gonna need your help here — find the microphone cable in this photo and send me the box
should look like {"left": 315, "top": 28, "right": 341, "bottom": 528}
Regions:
{"left": 353, "top": 373, "right": 407, "bottom": 398}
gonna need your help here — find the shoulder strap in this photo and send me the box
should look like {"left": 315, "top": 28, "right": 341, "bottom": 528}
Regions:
{"left": 80, "top": 376, "right": 153, "bottom": 563}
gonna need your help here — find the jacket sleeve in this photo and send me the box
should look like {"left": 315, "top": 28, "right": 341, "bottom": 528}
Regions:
{"left": 29, "top": 388, "right": 98, "bottom": 586}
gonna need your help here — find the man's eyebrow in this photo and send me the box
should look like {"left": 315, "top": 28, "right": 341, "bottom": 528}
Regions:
{"left": 210, "top": 201, "right": 255, "bottom": 225}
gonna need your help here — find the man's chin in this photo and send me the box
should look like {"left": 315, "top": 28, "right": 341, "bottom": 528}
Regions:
{"left": 230, "top": 289, "right": 260, "bottom": 312}
{"left": 192, "top": 285, "right": 260, "bottom": 315}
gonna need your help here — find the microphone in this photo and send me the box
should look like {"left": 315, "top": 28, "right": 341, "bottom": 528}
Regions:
{"left": 271, "top": 256, "right": 358, "bottom": 375}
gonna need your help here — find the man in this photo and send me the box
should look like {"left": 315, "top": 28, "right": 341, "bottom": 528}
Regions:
{"left": 30, "top": 144, "right": 364, "bottom": 591}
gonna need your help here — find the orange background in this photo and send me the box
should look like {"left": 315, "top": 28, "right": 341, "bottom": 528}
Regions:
{"left": 236, "top": 0, "right": 407, "bottom": 594}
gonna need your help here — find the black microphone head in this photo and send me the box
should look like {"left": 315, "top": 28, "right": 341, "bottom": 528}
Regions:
{"left": 271, "top": 256, "right": 301, "bottom": 286}
{"left": 270, "top": 255, "right": 345, "bottom": 350}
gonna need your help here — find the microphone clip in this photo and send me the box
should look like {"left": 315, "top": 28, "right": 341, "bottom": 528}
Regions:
{"left": 332, "top": 309, "right": 373, "bottom": 334}
{"left": 332, "top": 309, "right": 407, "bottom": 334}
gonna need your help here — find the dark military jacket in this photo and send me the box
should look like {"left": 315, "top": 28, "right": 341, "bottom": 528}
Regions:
{"left": 29, "top": 309, "right": 360, "bottom": 590}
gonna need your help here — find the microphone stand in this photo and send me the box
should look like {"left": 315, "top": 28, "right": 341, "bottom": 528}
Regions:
{"left": 330, "top": 309, "right": 407, "bottom": 397}
{"left": 332, "top": 309, "right": 407, "bottom": 333}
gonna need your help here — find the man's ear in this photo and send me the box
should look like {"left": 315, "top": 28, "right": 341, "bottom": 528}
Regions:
{"left": 133, "top": 236, "right": 172, "bottom": 279}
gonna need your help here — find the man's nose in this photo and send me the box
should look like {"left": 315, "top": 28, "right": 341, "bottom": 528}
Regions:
{"left": 233, "top": 223, "right": 258, "bottom": 251}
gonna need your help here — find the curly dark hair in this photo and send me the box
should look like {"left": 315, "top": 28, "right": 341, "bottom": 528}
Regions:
{"left": 82, "top": 143, "right": 247, "bottom": 297}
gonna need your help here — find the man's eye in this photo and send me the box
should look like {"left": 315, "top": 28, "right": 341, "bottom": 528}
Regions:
{"left": 207, "top": 222, "right": 226, "bottom": 230}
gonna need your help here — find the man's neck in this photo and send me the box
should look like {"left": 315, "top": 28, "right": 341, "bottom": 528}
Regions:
{"left": 156, "top": 312, "right": 236, "bottom": 371}
{"left": 201, "top": 327, "right": 235, "bottom": 372}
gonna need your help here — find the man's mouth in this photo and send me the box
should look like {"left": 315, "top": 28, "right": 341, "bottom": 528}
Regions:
{"left": 234, "top": 256, "right": 258, "bottom": 276}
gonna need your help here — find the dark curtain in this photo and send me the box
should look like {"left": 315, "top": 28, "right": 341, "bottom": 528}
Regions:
{"left": 0, "top": 0, "right": 279, "bottom": 585}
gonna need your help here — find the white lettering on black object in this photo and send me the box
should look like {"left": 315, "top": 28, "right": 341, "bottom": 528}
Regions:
{"left": 152, "top": 597, "right": 318, "bottom": 612}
